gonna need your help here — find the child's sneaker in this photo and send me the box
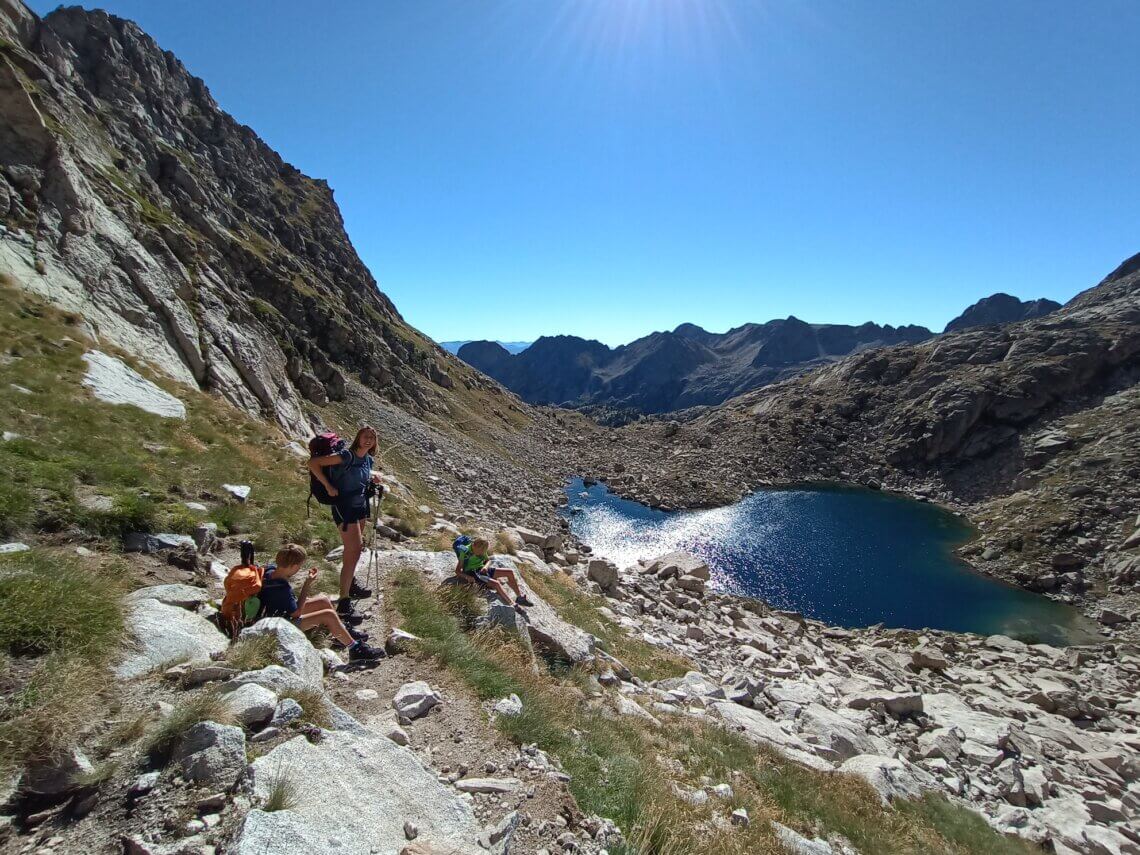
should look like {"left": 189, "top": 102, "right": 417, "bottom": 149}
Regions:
{"left": 348, "top": 641, "right": 385, "bottom": 662}
{"left": 515, "top": 594, "right": 535, "bottom": 607}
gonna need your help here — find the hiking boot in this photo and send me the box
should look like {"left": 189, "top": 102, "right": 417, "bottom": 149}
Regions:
{"left": 336, "top": 599, "right": 366, "bottom": 626}
{"left": 349, "top": 579, "right": 372, "bottom": 600}
{"left": 348, "top": 641, "right": 386, "bottom": 662}
{"left": 331, "top": 628, "right": 369, "bottom": 651}
{"left": 515, "top": 594, "right": 535, "bottom": 607}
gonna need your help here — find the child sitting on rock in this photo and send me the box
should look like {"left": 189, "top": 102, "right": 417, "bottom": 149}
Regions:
{"left": 454, "top": 536, "right": 534, "bottom": 610}
{"left": 259, "top": 544, "right": 383, "bottom": 662}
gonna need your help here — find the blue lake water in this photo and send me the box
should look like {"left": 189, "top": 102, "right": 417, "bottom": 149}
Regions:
{"left": 563, "top": 478, "right": 1098, "bottom": 645}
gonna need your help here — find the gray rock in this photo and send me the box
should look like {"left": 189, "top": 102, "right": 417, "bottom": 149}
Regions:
{"left": 492, "top": 694, "right": 523, "bottom": 717}
{"left": 116, "top": 597, "right": 229, "bottom": 678}
{"left": 126, "top": 584, "right": 210, "bottom": 610}
{"left": 222, "top": 683, "right": 277, "bottom": 727}
{"left": 385, "top": 628, "right": 420, "bottom": 655}
{"left": 240, "top": 618, "right": 324, "bottom": 689}
{"left": 123, "top": 532, "right": 197, "bottom": 553}
{"left": 236, "top": 732, "right": 478, "bottom": 855}
{"left": 453, "top": 777, "right": 521, "bottom": 794}
{"left": 393, "top": 681, "right": 441, "bottom": 720}
{"left": 0, "top": 542, "right": 30, "bottom": 554}
{"left": 270, "top": 698, "right": 305, "bottom": 727}
{"left": 174, "top": 721, "right": 246, "bottom": 786}
{"left": 839, "top": 754, "right": 933, "bottom": 804}
{"left": 845, "top": 691, "right": 923, "bottom": 717}
{"left": 911, "top": 645, "right": 949, "bottom": 671}
{"left": 128, "top": 771, "right": 159, "bottom": 798}
{"left": 773, "top": 822, "right": 835, "bottom": 854}
{"left": 19, "top": 747, "right": 94, "bottom": 796}
{"left": 586, "top": 558, "right": 619, "bottom": 591}
{"left": 222, "top": 665, "right": 311, "bottom": 696}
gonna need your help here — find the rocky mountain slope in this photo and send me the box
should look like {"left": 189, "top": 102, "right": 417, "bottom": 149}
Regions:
{"left": 0, "top": 1, "right": 543, "bottom": 447}
{"left": 459, "top": 318, "right": 933, "bottom": 414}
{"left": 945, "top": 293, "right": 1061, "bottom": 333}
{"left": 576, "top": 252, "right": 1140, "bottom": 632}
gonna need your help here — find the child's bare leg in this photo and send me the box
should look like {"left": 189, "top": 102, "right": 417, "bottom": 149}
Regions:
{"left": 305, "top": 594, "right": 334, "bottom": 609}
{"left": 298, "top": 609, "right": 353, "bottom": 646}
{"left": 493, "top": 569, "right": 522, "bottom": 598}
{"left": 488, "top": 579, "right": 512, "bottom": 605}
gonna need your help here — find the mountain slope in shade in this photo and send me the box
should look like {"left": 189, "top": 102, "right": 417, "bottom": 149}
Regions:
{"left": 944, "top": 293, "right": 1061, "bottom": 333}
{"left": 458, "top": 319, "right": 932, "bottom": 413}
{"left": 439, "top": 340, "right": 531, "bottom": 355}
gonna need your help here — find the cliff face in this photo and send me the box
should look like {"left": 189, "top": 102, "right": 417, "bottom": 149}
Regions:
{"left": 944, "top": 293, "right": 1061, "bottom": 333}
{"left": 0, "top": 3, "right": 491, "bottom": 437}
{"left": 459, "top": 318, "right": 933, "bottom": 414}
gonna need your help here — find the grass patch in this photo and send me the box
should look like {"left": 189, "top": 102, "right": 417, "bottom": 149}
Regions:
{"left": 143, "top": 690, "right": 234, "bottom": 764}
{"left": 224, "top": 634, "right": 279, "bottom": 672}
{"left": 0, "top": 550, "right": 125, "bottom": 773}
{"left": 0, "top": 550, "right": 124, "bottom": 658}
{"left": 0, "top": 283, "right": 341, "bottom": 552}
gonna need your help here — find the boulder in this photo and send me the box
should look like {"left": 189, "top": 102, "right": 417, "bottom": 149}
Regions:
{"left": 222, "top": 683, "right": 278, "bottom": 727}
{"left": 237, "top": 732, "right": 478, "bottom": 855}
{"left": 587, "top": 558, "right": 619, "bottom": 591}
{"left": 650, "top": 551, "right": 710, "bottom": 581}
{"left": 798, "top": 704, "right": 888, "bottom": 761}
{"left": 123, "top": 533, "right": 196, "bottom": 553}
{"left": 126, "top": 584, "right": 210, "bottom": 610}
{"left": 19, "top": 747, "right": 94, "bottom": 796}
{"left": 393, "top": 681, "right": 441, "bottom": 720}
{"left": 174, "top": 721, "right": 247, "bottom": 786}
{"left": 240, "top": 618, "right": 324, "bottom": 689}
{"left": 116, "top": 597, "right": 229, "bottom": 679}
{"left": 712, "top": 703, "right": 833, "bottom": 772}
{"left": 773, "top": 822, "right": 835, "bottom": 855}
{"left": 839, "top": 754, "right": 933, "bottom": 804}
{"left": 911, "top": 645, "right": 949, "bottom": 671}
{"left": 845, "top": 691, "right": 923, "bottom": 718}
{"left": 916, "top": 727, "right": 963, "bottom": 760}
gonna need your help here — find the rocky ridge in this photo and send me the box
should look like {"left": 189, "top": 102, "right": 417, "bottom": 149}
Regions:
{"left": 945, "top": 293, "right": 1062, "bottom": 334}
{"left": 458, "top": 318, "right": 933, "bottom": 414}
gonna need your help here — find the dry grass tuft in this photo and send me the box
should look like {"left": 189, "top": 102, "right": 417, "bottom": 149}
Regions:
{"left": 225, "top": 634, "right": 280, "bottom": 672}
{"left": 143, "top": 690, "right": 235, "bottom": 763}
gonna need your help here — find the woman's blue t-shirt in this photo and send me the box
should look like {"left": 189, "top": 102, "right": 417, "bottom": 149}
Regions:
{"left": 333, "top": 450, "right": 373, "bottom": 508}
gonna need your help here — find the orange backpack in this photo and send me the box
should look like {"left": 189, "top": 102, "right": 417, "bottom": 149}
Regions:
{"left": 220, "top": 541, "right": 266, "bottom": 637}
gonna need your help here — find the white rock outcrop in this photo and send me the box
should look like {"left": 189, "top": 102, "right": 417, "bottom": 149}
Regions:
{"left": 81, "top": 350, "right": 186, "bottom": 418}
{"left": 237, "top": 732, "right": 479, "bottom": 855}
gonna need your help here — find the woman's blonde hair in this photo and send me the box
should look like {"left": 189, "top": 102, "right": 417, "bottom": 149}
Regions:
{"left": 350, "top": 425, "right": 378, "bottom": 457}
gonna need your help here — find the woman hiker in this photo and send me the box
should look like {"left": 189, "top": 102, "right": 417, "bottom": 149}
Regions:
{"left": 308, "top": 425, "right": 383, "bottom": 620}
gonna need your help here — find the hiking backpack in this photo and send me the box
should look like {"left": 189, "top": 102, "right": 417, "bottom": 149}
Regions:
{"left": 307, "top": 431, "right": 347, "bottom": 511}
{"left": 220, "top": 541, "right": 265, "bottom": 637}
{"left": 453, "top": 534, "right": 472, "bottom": 558}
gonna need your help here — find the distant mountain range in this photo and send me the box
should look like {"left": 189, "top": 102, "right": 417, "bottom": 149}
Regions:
{"left": 943, "top": 293, "right": 1061, "bottom": 333}
{"left": 439, "top": 340, "right": 532, "bottom": 355}
{"left": 457, "top": 294, "right": 1061, "bottom": 414}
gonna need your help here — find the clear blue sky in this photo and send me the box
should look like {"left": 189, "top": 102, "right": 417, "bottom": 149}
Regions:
{"left": 30, "top": 1, "right": 1140, "bottom": 345}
